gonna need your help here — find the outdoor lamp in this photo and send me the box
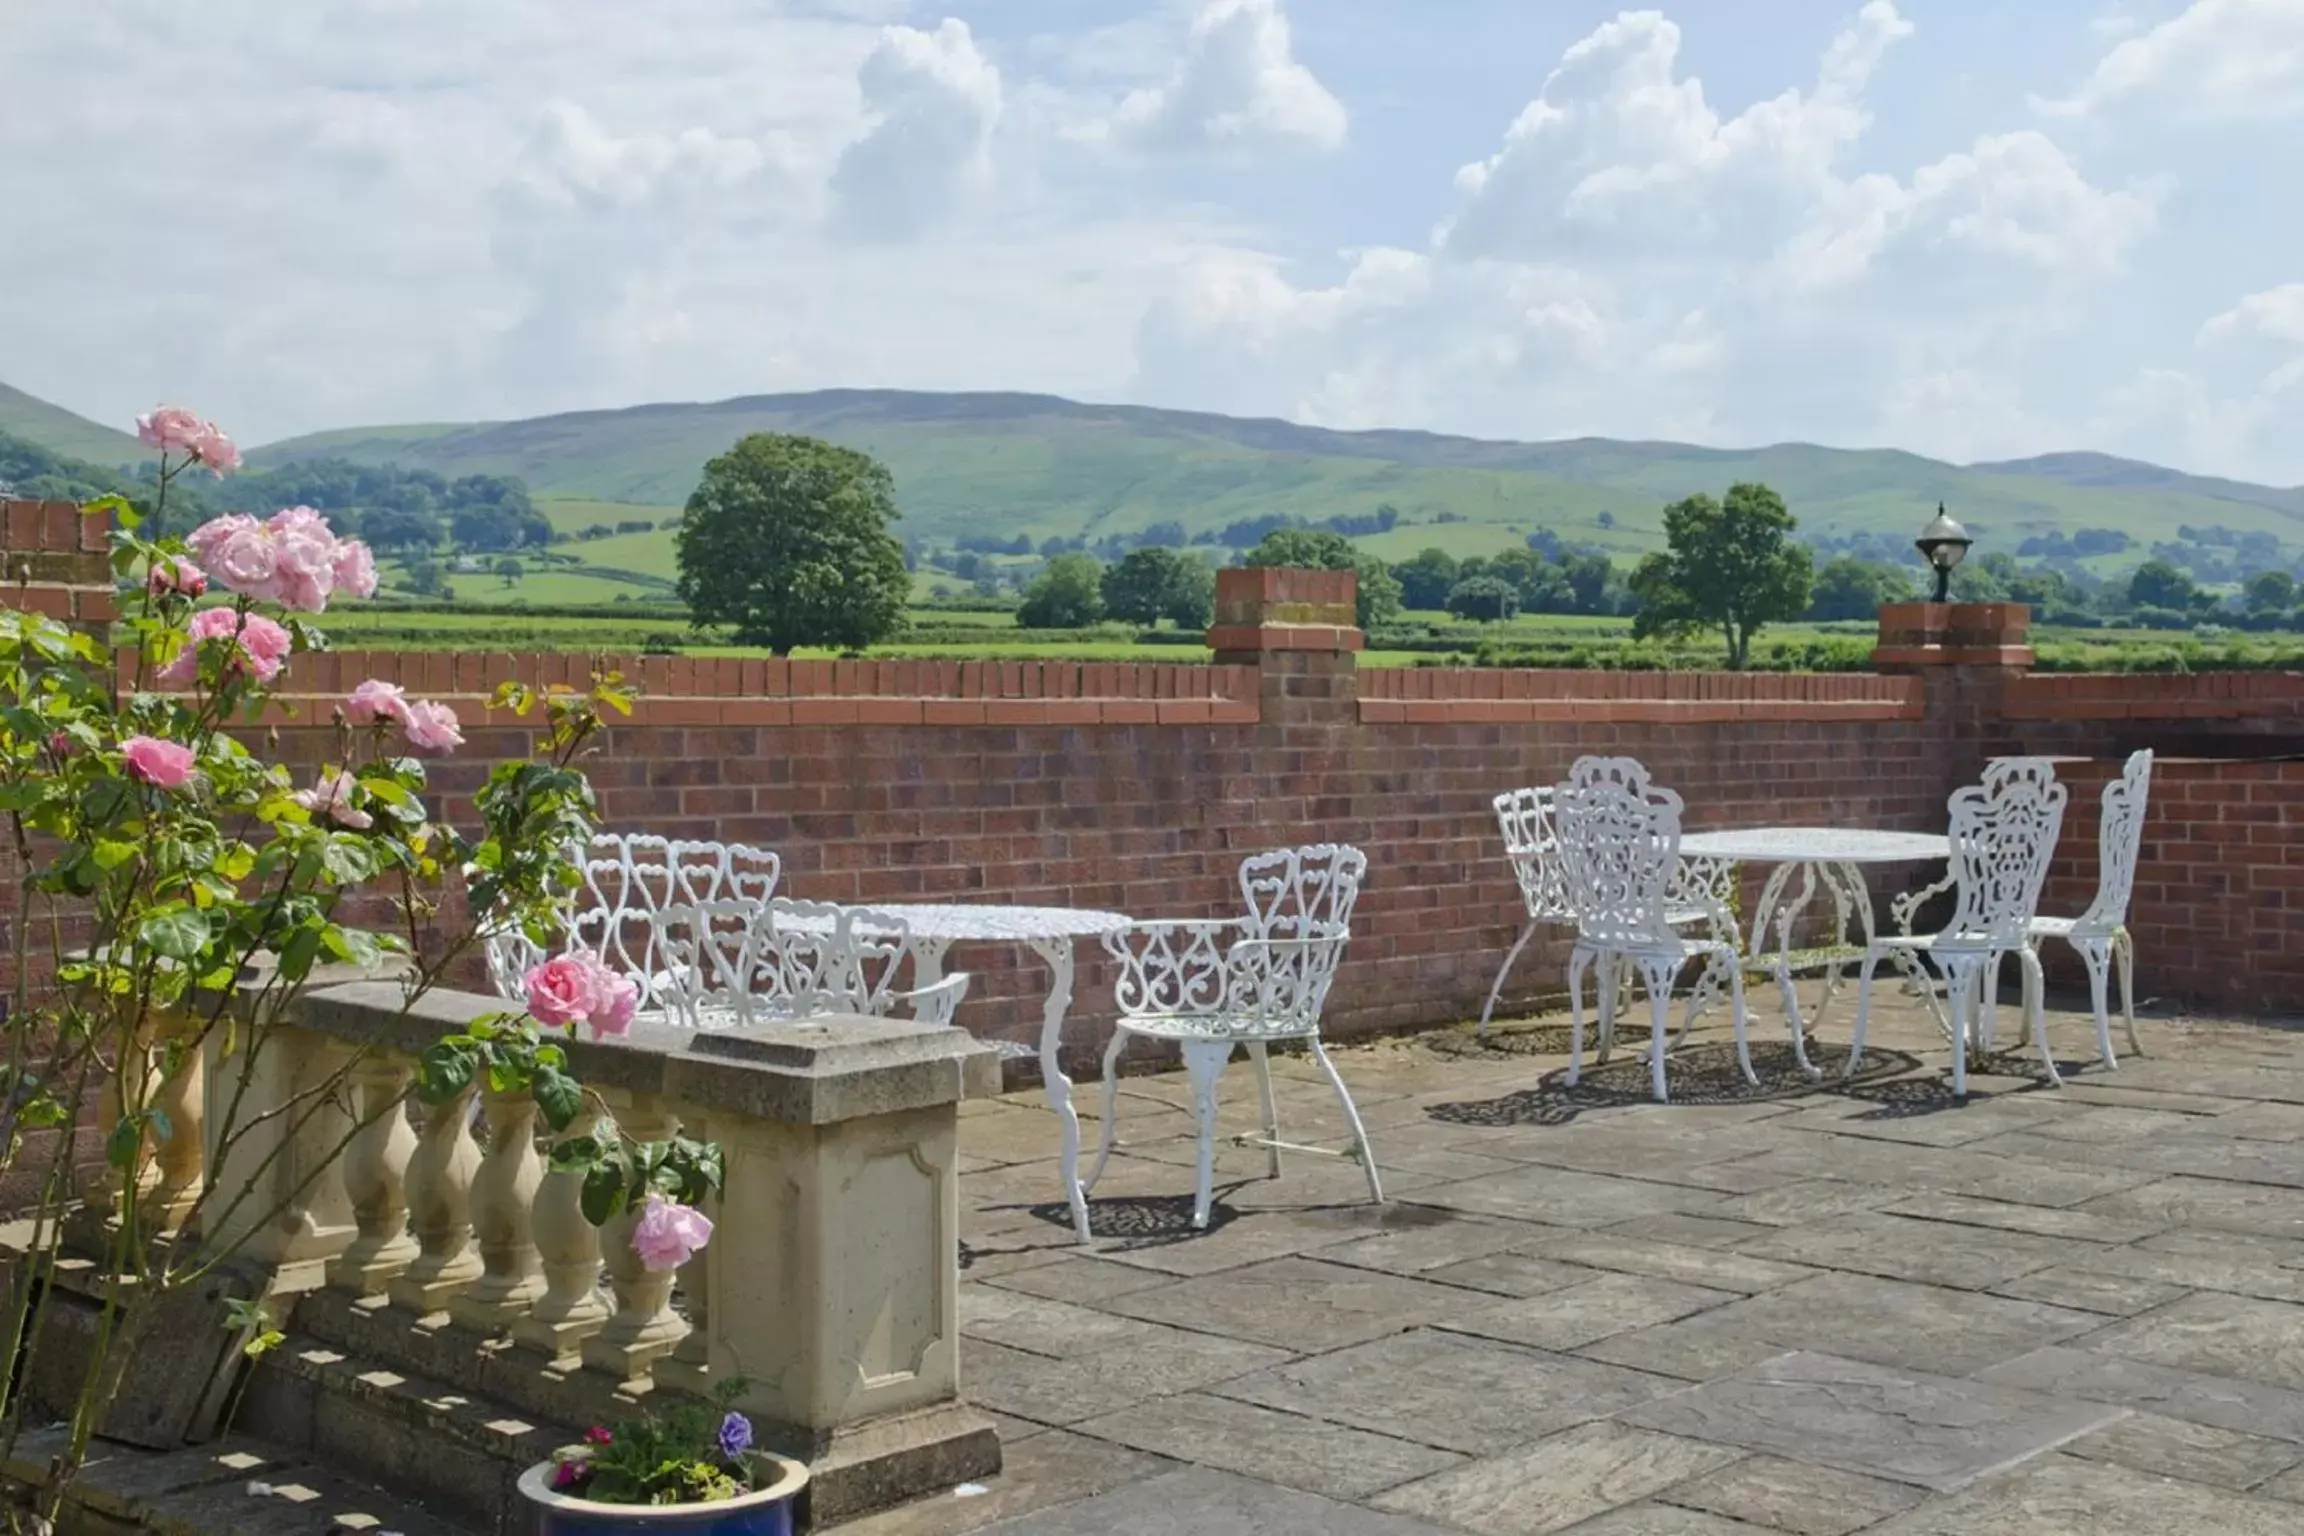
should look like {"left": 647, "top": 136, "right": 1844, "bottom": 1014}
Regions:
{"left": 1915, "top": 504, "right": 1973, "bottom": 603}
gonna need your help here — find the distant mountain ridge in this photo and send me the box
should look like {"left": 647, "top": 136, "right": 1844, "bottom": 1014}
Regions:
{"left": 6, "top": 382, "right": 2300, "bottom": 566}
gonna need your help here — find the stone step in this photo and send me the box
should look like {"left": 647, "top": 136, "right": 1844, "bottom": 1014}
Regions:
{"left": 1, "top": 1423, "right": 478, "bottom": 1536}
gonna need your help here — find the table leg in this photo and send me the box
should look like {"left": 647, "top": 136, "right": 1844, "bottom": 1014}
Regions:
{"left": 908, "top": 938, "right": 953, "bottom": 1020}
{"left": 1751, "top": 861, "right": 1821, "bottom": 1078}
{"left": 1029, "top": 936, "right": 1093, "bottom": 1245}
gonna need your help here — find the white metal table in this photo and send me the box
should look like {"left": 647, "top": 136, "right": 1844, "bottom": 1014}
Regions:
{"left": 1678, "top": 828, "right": 1950, "bottom": 1077}
{"left": 855, "top": 903, "right": 1132, "bottom": 1245}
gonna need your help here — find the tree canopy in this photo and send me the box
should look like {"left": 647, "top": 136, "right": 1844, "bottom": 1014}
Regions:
{"left": 1100, "top": 546, "right": 1215, "bottom": 630}
{"left": 1629, "top": 482, "right": 1814, "bottom": 668}
{"left": 1446, "top": 574, "right": 1519, "bottom": 622}
{"left": 1019, "top": 553, "right": 1107, "bottom": 629}
{"left": 1243, "top": 528, "right": 1402, "bottom": 629}
{"left": 675, "top": 434, "right": 911, "bottom": 654}
{"left": 1805, "top": 556, "right": 1915, "bottom": 621}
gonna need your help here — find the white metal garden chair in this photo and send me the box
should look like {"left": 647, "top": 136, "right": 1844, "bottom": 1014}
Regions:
{"left": 481, "top": 833, "right": 782, "bottom": 1007}
{"left": 1481, "top": 784, "right": 1739, "bottom": 1041}
{"left": 651, "top": 898, "right": 970, "bottom": 1030}
{"left": 2015, "top": 749, "right": 2153, "bottom": 1066}
{"left": 1554, "top": 759, "right": 1754, "bottom": 1103}
{"left": 1846, "top": 759, "right": 2069, "bottom": 1096}
{"left": 1086, "top": 844, "right": 1380, "bottom": 1230}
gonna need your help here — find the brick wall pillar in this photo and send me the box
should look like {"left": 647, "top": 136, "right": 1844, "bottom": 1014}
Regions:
{"left": 1206, "top": 567, "right": 1362, "bottom": 727}
{"left": 1872, "top": 600, "right": 2035, "bottom": 799}
{"left": 1, "top": 499, "right": 117, "bottom": 632}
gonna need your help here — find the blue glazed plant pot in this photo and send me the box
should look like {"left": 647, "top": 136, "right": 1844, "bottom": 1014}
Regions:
{"left": 517, "top": 1453, "right": 809, "bottom": 1536}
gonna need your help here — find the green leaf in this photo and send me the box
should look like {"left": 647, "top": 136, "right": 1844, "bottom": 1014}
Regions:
{"left": 138, "top": 907, "right": 211, "bottom": 962}
{"left": 532, "top": 1066, "right": 582, "bottom": 1132}
{"left": 547, "top": 1133, "right": 607, "bottom": 1173}
{"left": 105, "top": 1113, "right": 146, "bottom": 1170}
{"left": 319, "top": 834, "right": 377, "bottom": 886}
{"left": 580, "top": 1162, "right": 628, "bottom": 1226}
{"left": 277, "top": 922, "right": 323, "bottom": 982}
{"left": 414, "top": 1042, "right": 476, "bottom": 1104}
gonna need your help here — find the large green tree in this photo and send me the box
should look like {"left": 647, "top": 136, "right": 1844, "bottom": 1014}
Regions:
{"left": 675, "top": 434, "right": 911, "bottom": 654}
{"left": 1243, "top": 528, "right": 1403, "bottom": 628}
{"left": 1100, "top": 546, "right": 1216, "bottom": 629}
{"left": 1019, "top": 553, "right": 1107, "bottom": 628}
{"left": 1805, "top": 556, "right": 1915, "bottom": 621}
{"left": 1630, "top": 482, "right": 1814, "bottom": 668}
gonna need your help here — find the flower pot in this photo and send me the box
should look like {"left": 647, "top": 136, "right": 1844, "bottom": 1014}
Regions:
{"left": 517, "top": 1453, "right": 809, "bottom": 1536}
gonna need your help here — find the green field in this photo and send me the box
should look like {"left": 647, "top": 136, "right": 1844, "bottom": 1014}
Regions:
{"left": 239, "top": 389, "right": 2304, "bottom": 567}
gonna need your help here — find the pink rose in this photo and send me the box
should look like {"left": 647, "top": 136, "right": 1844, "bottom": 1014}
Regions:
{"left": 523, "top": 954, "right": 600, "bottom": 1029}
{"left": 159, "top": 608, "right": 292, "bottom": 689}
{"left": 185, "top": 515, "right": 281, "bottom": 602}
{"left": 292, "top": 768, "right": 372, "bottom": 830}
{"left": 122, "top": 735, "right": 196, "bottom": 789}
{"left": 344, "top": 679, "right": 410, "bottom": 726}
{"left": 332, "top": 539, "right": 378, "bottom": 600}
{"left": 147, "top": 554, "right": 208, "bottom": 598}
{"left": 402, "top": 699, "right": 463, "bottom": 754}
{"left": 189, "top": 425, "right": 240, "bottom": 475}
{"left": 136, "top": 406, "right": 207, "bottom": 454}
{"left": 267, "top": 507, "right": 340, "bottom": 613}
{"left": 47, "top": 731, "right": 73, "bottom": 760}
{"left": 586, "top": 961, "right": 638, "bottom": 1040}
{"left": 631, "top": 1196, "right": 713, "bottom": 1272}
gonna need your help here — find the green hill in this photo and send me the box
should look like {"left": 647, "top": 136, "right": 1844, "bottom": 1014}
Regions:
{"left": 0, "top": 384, "right": 146, "bottom": 470}
{"left": 8, "top": 382, "right": 2304, "bottom": 574}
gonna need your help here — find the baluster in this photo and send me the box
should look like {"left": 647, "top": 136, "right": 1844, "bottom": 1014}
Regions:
{"left": 655, "top": 1190, "right": 716, "bottom": 1393}
{"left": 582, "top": 1093, "right": 688, "bottom": 1383}
{"left": 513, "top": 1103, "right": 609, "bottom": 1362}
{"left": 201, "top": 1024, "right": 358, "bottom": 1292}
{"left": 330, "top": 1055, "right": 420, "bottom": 1295}
{"left": 390, "top": 1080, "right": 483, "bottom": 1313}
{"left": 145, "top": 1016, "right": 207, "bottom": 1235}
{"left": 451, "top": 1082, "right": 546, "bottom": 1330}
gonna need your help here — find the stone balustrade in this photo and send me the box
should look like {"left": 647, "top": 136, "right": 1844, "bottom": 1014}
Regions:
{"left": 137, "top": 978, "right": 1004, "bottom": 1524}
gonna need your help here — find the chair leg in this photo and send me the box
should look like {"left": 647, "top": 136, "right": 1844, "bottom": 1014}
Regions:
{"left": 2075, "top": 936, "right": 2116, "bottom": 1071}
{"left": 1478, "top": 920, "right": 1537, "bottom": 1039}
{"left": 1980, "top": 952, "right": 2006, "bottom": 1053}
{"left": 1309, "top": 1036, "right": 1384, "bottom": 1208}
{"left": 1638, "top": 958, "right": 1674, "bottom": 1103}
{"left": 1083, "top": 1027, "right": 1129, "bottom": 1194}
{"left": 1178, "top": 1039, "right": 1233, "bottom": 1231}
{"left": 2116, "top": 929, "right": 2142, "bottom": 1057}
{"left": 1596, "top": 954, "right": 1621, "bottom": 1064}
{"left": 1727, "top": 958, "right": 1757, "bottom": 1087}
{"left": 1844, "top": 949, "right": 1882, "bottom": 1079}
{"left": 2022, "top": 946, "right": 2063, "bottom": 1086}
{"left": 1940, "top": 955, "right": 1977, "bottom": 1099}
{"left": 1246, "top": 1041, "right": 1281, "bottom": 1179}
{"left": 1566, "top": 946, "right": 1592, "bottom": 1087}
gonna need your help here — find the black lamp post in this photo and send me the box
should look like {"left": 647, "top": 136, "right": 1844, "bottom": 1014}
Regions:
{"left": 1915, "top": 504, "right": 1973, "bottom": 604}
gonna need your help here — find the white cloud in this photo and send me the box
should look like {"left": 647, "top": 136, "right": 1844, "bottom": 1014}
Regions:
{"left": 1101, "top": 0, "right": 1346, "bottom": 156}
{"left": 1134, "top": 2, "right": 2159, "bottom": 466}
{"left": 830, "top": 18, "right": 1005, "bottom": 240}
{"left": 2035, "top": 0, "right": 2304, "bottom": 121}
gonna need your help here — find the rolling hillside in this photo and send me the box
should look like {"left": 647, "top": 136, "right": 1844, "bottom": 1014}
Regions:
{"left": 0, "top": 383, "right": 145, "bottom": 469}
{"left": 8, "top": 382, "right": 2302, "bottom": 575}
{"left": 249, "top": 389, "right": 2304, "bottom": 562}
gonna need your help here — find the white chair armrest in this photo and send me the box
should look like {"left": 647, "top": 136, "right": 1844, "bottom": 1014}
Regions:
{"left": 898, "top": 970, "right": 971, "bottom": 1027}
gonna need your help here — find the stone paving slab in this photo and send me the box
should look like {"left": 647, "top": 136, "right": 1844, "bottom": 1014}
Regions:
{"left": 1617, "top": 1350, "right": 2125, "bottom": 1492}
{"left": 1210, "top": 1329, "right": 1683, "bottom": 1454}
{"left": 888, "top": 999, "right": 2304, "bottom": 1536}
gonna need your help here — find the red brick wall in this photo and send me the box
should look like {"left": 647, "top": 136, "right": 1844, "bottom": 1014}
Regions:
{"left": 3, "top": 501, "right": 2296, "bottom": 1073}
{"left": 2038, "top": 755, "right": 2304, "bottom": 1015}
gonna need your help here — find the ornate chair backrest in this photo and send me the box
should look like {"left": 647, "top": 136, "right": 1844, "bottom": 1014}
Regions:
{"left": 1555, "top": 764, "right": 1684, "bottom": 952}
{"left": 1944, "top": 762, "right": 2069, "bottom": 948}
{"left": 483, "top": 832, "right": 780, "bottom": 1006}
{"left": 1493, "top": 788, "right": 1571, "bottom": 922}
{"left": 656, "top": 897, "right": 914, "bottom": 1030}
{"left": 2081, "top": 749, "right": 2153, "bottom": 930}
{"left": 1222, "top": 919, "right": 1352, "bottom": 1032}
{"left": 1237, "top": 844, "right": 1367, "bottom": 940}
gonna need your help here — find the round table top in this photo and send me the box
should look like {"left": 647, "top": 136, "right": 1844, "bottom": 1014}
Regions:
{"left": 834, "top": 903, "right": 1133, "bottom": 942}
{"left": 1679, "top": 827, "right": 1951, "bottom": 864}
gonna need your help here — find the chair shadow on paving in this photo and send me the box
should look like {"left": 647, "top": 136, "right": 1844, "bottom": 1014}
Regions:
{"left": 1423, "top": 1039, "right": 1933, "bottom": 1127}
{"left": 960, "top": 1194, "right": 1245, "bottom": 1265}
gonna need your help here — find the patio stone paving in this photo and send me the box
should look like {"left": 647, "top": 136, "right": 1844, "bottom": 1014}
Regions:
{"left": 886, "top": 992, "right": 2304, "bottom": 1533}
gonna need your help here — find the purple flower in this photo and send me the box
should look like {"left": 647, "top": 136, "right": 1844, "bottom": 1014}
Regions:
{"left": 717, "top": 1412, "right": 752, "bottom": 1459}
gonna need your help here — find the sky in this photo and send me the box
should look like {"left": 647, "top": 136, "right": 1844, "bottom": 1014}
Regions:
{"left": 1, "top": 0, "right": 2300, "bottom": 482}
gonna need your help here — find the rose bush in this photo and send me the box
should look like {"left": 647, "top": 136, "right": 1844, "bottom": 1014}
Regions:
{"left": 0, "top": 407, "right": 721, "bottom": 1523}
